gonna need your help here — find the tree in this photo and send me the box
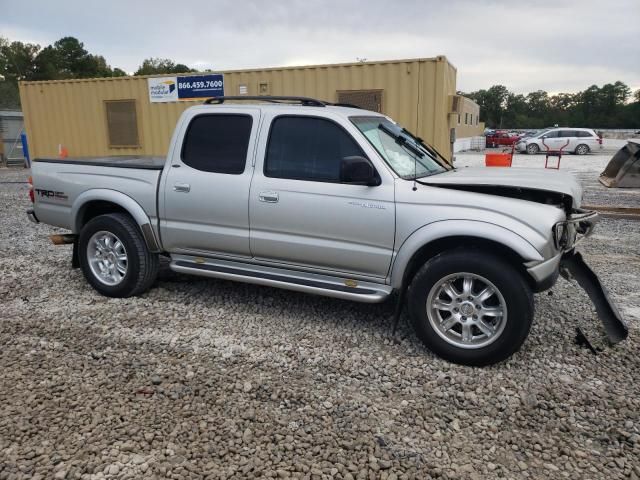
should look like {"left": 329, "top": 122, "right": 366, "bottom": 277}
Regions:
{"left": 0, "top": 37, "right": 41, "bottom": 107}
{"left": 134, "top": 58, "right": 194, "bottom": 76}
{"left": 30, "top": 36, "right": 125, "bottom": 80}
{"left": 0, "top": 37, "right": 40, "bottom": 81}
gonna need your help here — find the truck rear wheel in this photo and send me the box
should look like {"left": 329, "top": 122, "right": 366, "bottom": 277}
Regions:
{"left": 78, "top": 213, "right": 159, "bottom": 297}
{"left": 407, "top": 250, "right": 534, "bottom": 366}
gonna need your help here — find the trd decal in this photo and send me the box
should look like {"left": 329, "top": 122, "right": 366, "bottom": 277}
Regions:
{"left": 35, "top": 189, "right": 68, "bottom": 200}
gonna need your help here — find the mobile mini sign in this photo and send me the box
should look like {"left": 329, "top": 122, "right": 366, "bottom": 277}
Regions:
{"left": 148, "top": 74, "right": 224, "bottom": 103}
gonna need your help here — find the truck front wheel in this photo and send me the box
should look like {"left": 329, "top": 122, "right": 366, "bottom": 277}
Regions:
{"left": 78, "top": 213, "right": 159, "bottom": 298}
{"left": 408, "top": 250, "right": 534, "bottom": 366}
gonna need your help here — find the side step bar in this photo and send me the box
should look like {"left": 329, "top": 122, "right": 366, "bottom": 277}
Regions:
{"left": 560, "top": 251, "right": 628, "bottom": 344}
{"left": 170, "top": 256, "right": 392, "bottom": 303}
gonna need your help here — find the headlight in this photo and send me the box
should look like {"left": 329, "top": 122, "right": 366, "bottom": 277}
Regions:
{"left": 553, "top": 222, "right": 567, "bottom": 250}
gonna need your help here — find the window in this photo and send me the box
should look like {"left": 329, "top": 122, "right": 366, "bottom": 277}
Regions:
{"left": 558, "top": 130, "right": 577, "bottom": 138}
{"left": 577, "top": 130, "right": 595, "bottom": 138}
{"left": 476, "top": 116, "right": 479, "bottom": 126}
{"left": 181, "top": 114, "right": 252, "bottom": 174}
{"left": 465, "top": 113, "right": 468, "bottom": 125}
{"left": 457, "top": 114, "right": 461, "bottom": 125}
{"left": 265, "top": 116, "right": 365, "bottom": 182}
{"left": 469, "top": 113, "right": 473, "bottom": 125}
{"left": 541, "top": 130, "right": 559, "bottom": 139}
{"left": 105, "top": 100, "right": 139, "bottom": 147}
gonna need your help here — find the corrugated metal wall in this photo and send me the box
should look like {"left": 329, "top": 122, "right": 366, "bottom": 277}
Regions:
{"left": 19, "top": 56, "right": 458, "bottom": 161}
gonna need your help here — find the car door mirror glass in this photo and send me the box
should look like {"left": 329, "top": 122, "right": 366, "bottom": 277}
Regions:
{"left": 340, "top": 156, "right": 380, "bottom": 186}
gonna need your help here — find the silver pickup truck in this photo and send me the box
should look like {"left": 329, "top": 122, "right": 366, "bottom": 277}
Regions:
{"left": 27, "top": 96, "right": 626, "bottom": 366}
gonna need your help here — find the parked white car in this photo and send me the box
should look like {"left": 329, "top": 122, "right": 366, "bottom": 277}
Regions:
{"left": 516, "top": 128, "right": 602, "bottom": 155}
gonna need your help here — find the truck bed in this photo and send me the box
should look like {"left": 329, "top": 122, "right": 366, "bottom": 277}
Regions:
{"left": 31, "top": 156, "right": 164, "bottom": 233}
{"left": 33, "top": 156, "right": 166, "bottom": 170}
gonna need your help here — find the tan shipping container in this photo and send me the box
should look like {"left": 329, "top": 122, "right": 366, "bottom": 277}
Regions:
{"left": 19, "top": 56, "right": 460, "bottom": 162}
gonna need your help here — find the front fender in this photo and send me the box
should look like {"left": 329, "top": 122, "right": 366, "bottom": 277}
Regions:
{"left": 389, "top": 220, "right": 544, "bottom": 289}
{"left": 71, "top": 189, "right": 160, "bottom": 252}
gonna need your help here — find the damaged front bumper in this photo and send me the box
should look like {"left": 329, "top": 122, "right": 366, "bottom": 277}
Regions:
{"left": 531, "top": 208, "right": 627, "bottom": 346}
{"left": 560, "top": 250, "right": 628, "bottom": 345}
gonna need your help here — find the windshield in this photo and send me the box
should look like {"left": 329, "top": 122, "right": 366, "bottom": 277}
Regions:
{"left": 350, "top": 116, "right": 449, "bottom": 179}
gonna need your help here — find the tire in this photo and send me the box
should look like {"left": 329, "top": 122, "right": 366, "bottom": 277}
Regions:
{"left": 526, "top": 143, "right": 539, "bottom": 155}
{"left": 78, "top": 213, "right": 159, "bottom": 298}
{"left": 575, "top": 144, "right": 589, "bottom": 155}
{"left": 407, "top": 249, "right": 534, "bottom": 366}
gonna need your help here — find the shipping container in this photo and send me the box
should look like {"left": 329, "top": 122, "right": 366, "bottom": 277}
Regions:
{"left": 19, "top": 56, "right": 481, "bottom": 162}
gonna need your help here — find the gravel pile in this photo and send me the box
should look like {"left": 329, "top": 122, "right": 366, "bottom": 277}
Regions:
{"left": 1, "top": 166, "right": 639, "bottom": 479}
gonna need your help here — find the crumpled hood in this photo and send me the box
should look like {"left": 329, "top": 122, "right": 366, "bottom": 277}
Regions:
{"left": 424, "top": 167, "right": 583, "bottom": 207}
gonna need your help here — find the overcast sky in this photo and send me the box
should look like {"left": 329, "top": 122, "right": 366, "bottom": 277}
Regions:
{"left": 2, "top": 0, "right": 639, "bottom": 94}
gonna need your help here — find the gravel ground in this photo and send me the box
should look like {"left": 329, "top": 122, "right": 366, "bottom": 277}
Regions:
{"left": 1, "top": 164, "right": 639, "bottom": 480}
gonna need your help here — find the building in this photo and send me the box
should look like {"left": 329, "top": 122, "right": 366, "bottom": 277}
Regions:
{"left": 19, "top": 56, "right": 482, "bottom": 163}
{"left": 453, "top": 96, "right": 485, "bottom": 152}
{"left": 0, "top": 110, "right": 26, "bottom": 166}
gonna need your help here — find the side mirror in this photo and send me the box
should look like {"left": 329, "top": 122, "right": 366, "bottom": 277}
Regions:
{"left": 340, "top": 156, "right": 380, "bottom": 186}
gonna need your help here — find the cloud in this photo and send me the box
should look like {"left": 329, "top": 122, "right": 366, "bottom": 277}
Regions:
{"left": 1, "top": 0, "right": 638, "bottom": 93}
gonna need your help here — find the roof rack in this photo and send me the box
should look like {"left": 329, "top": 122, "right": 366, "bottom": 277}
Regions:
{"left": 203, "top": 96, "right": 326, "bottom": 107}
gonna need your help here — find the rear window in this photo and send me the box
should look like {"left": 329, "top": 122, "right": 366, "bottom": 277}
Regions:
{"left": 181, "top": 114, "right": 253, "bottom": 174}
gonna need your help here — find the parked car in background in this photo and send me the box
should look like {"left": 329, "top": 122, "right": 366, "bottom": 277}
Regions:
{"left": 516, "top": 128, "right": 602, "bottom": 155}
{"left": 485, "top": 130, "right": 520, "bottom": 148}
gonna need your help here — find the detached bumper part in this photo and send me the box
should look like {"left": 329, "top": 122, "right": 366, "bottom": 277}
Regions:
{"left": 27, "top": 208, "right": 39, "bottom": 224}
{"left": 560, "top": 251, "right": 628, "bottom": 345}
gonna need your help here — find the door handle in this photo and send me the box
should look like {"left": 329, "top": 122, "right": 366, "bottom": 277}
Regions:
{"left": 173, "top": 182, "right": 191, "bottom": 193}
{"left": 259, "top": 191, "right": 279, "bottom": 203}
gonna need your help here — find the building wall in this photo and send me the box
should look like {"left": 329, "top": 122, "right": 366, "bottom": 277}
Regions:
{"left": 454, "top": 96, "right": 483, "bottom": 139}
{"left": 19, "top": 56, "right": 458, "bottom": 162}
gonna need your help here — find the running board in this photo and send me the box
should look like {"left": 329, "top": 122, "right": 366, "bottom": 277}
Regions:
{"left": 169, "top": 256, "right": 392, "bottom": 303}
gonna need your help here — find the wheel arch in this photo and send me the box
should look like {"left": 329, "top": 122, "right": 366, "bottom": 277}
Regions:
{"left": 390, "top": 221, "right": 544, "bottom": 290}
{"left": 72, "top": 190, "right": 161, "bottom": 252}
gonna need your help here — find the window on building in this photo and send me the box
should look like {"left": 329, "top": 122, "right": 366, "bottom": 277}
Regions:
{"left": 265, "top": 116, "right": 365, "bottom": 182}
{"left": 105, "top": 100, "right": 139, "bottom": 147}
{"left": 457, "top": 114, "right": 461, "bottom": 125}
{"left": 470, "top": 113, "right": 473, "bottom": 125}
{"left": 181, "top": 114, "right": 253, "bottom": 174}
{"left": 465, "top": 113, "right": 468, "bottom": 125}
{"left": 476, "top": 116, "right": 479, "bottom": 126}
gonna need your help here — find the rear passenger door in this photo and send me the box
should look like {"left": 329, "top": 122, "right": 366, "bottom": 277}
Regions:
{"left": 249, "top": 114, "right": 395, "bottom": 279}
{"left": 160, "top": 108, "right": 260, "bottom": 258}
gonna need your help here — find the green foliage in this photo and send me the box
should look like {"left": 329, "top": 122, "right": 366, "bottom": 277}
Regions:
{"left": 464, "top": 81, "right": 639, "bottom": 129}
{"left": 134, "top": 58, "right": 195, "bottom": 76}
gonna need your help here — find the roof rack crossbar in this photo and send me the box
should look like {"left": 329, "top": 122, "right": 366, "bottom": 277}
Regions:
{"left": 204, "top": 96, "right": 326, "bottom": 107}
